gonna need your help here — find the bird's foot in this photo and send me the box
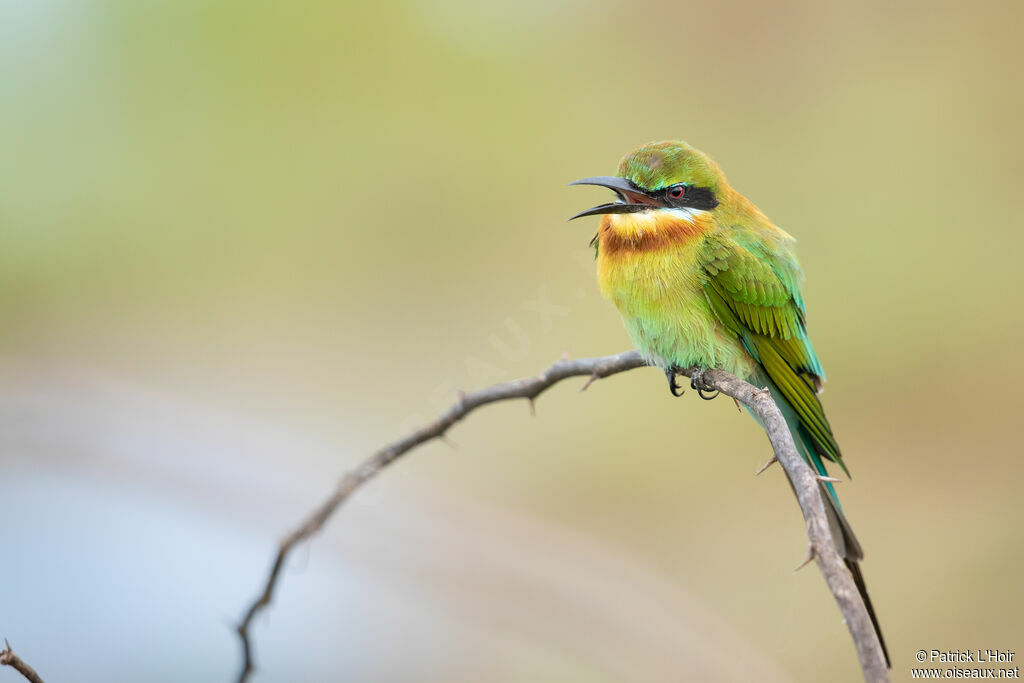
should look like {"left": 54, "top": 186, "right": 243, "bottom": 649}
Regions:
{"left": 664, "top": 367, "right": 685, "bottom": 397}
{"left": 687, "top": 367, "right": 719, "bottom": 401}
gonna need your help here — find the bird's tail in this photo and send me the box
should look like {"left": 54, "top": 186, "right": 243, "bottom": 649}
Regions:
{"left": 806, "top": 448, "right": 888, "bottom": 667}
{"left": 785, "top": 402, "right": 891, "bottom": 669}
{"left": 844, "top": 556, "right": 890, "bottom": 667}
{"left": 748, "top": 375, "right": 890, "bottom": 667}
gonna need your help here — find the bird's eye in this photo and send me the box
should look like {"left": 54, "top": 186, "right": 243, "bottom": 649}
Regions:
{"left": 668, "top": 184, "right": 685, "bottom": 199}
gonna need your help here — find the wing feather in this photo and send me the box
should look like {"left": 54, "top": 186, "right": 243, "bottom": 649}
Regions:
{"left": 701, "top": 234, "right": 847, "bottom": 475}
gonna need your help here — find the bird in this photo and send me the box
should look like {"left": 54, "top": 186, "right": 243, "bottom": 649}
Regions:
{"left": 570, "top": 140, "right": 888, "bottom": 666}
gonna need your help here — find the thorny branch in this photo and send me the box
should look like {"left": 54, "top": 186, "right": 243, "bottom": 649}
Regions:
{"left": 699, "top": 369, "right": 889, "bottom": 683}
{"left": 234, "top": 350, "right": 646, "bottom": 682}
{"left": 1, "top": 640, "right": 45, "bottom": 683}
{"left": 235, "top": 351, "right": 888, "bottom": 683}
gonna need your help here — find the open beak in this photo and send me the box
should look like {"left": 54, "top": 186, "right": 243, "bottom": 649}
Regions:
{"left": 568, "top": 176, "right": 658, "bottom": 220}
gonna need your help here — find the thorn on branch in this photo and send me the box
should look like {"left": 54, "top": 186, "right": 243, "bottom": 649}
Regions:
{"left": 755, "top": 456, "right": 779, "bottom": 476}
{"left": 527, "top": 397, "right": 536, "bottom": 416}
{"left": 438, "top": 434, "right": 459, "bottom": 450}
{"left": 579, "top": 372, "right": 600, "bottom": 392}
{"left": 794, "top": 545, "right": 816, "bottom": 572}
{"left": 817, "top": 475, "right": 841, "bottom": 483}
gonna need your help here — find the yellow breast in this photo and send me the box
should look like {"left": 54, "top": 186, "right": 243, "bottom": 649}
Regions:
{"left": 595, "top": 209, "right": 712, "bottom": 304}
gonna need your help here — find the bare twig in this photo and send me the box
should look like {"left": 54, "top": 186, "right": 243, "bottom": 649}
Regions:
{"left": 235, "top": 353, "right": 888, "bottom": 683}
{"left": 1, "top": 640, "right": 45, "bottom": 683}
{"left": 234, "top": 350, "right": 647, "bottom": 683}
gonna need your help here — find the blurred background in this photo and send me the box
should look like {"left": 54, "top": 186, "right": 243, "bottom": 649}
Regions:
{"left": 1, "top": 1, "right": 1022, "bottom": 681}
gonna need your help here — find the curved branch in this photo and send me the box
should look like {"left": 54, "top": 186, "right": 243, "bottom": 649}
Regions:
{"left": 234, "top": 350, "right": 647, "bottom": 683}
{"left": 235, "top": 352, "right": 888, "bottom": 683}
{"left": 1, "top": 640, "right": 45, "bottom": 683}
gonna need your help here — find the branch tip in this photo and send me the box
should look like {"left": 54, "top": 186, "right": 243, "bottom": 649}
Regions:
{"left": 0, "top": 640, "right": 45, "bottom": 683}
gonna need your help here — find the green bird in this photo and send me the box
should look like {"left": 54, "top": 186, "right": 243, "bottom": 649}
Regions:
{"left": 570, "top": 140, "right": 888, "bottom": 665}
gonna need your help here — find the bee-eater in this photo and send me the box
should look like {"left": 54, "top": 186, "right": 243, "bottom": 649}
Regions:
{"left": 570, "top": 140, "right": 888, "bottom": 665}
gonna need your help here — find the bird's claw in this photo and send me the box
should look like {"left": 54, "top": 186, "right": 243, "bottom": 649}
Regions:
{"left": 688, "top": 368, "right": 719, "bottom": 401}
{"left": 665, "top": 367, "right": 685, "bottom": 397}
{"left": 666, "top": 366, "right": 718, "bottom": 400}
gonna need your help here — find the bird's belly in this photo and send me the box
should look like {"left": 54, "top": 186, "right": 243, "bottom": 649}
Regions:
{"left": 597, "top": 248, "right": 755, "bottom": 377}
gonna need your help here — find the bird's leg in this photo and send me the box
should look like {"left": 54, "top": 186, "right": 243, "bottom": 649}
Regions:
{"left": 687, "top": 367, "right": 719, "bottom": 401}
{"left": 664, "top": 366, "right": 685, "bottom": 397}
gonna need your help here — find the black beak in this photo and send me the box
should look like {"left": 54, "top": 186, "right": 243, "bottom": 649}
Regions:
{"left": 568, "top": 176, "right": 657, "bottom": 221}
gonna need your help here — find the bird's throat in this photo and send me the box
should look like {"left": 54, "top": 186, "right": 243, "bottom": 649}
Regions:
{"left": 598, "top": 208, "right": 711, "bottom": 255}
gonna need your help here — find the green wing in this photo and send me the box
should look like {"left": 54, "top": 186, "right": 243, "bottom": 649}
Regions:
{"left": 700, "top": 232, "right": 849, "bottom": 476}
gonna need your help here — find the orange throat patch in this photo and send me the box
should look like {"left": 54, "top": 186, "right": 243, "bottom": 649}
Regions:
{"left": 597, "top": 208, "right": 712, "bottom": 255}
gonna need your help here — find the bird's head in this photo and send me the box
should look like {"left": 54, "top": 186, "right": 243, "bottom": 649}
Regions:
{"left": 569, "top": 140, "right": 725, "bottom": 221}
